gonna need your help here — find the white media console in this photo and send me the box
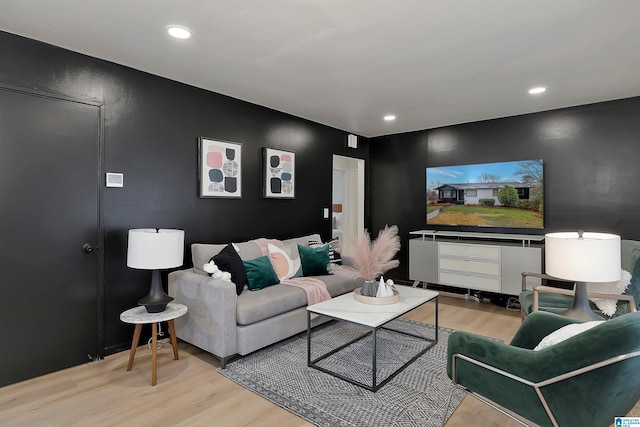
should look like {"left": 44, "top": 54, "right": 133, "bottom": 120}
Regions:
{"left": 409, "top": 230, "right": 544, "bottom": 296}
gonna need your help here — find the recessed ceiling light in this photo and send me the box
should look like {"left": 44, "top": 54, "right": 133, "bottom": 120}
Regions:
{"left": 383, "top": 115, "right": 396, "bottom": 121}
{"left": 528, "top": 87, "right": 546, "bottom": 95}
{"left": 166, "top": 25, "right": 192, "bottom": 40}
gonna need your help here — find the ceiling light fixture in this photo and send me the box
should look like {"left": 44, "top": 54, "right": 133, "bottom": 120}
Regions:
{"left": 383, "top": 115, "right": 396, "bottom": 121}
{"left": 529, "top": 87, "right": 546, "bottom": 95}
{"left": 166, "top": 25, "right": 192, "bottom": 40}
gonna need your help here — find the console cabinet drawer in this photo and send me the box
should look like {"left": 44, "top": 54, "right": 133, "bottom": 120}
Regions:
{"left": 439, "top": 258, "right": 501, "bottom": 276}
{"left": 439, "top": 271, "right": 501, "bottom": 292}
{"left": 439, "top": 242, "right": 500, "bottom": 260}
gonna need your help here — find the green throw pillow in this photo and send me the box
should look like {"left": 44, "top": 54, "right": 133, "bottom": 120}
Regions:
{"left": 298, "top": 244, "right": 330, "bottom": 276}
{"left": 243, "top": 256, "right": 280, "bottom": 290}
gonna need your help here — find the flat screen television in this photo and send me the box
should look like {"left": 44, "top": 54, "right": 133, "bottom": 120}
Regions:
{"left": 426, "top": 159, "right": 544, "bottom": 229}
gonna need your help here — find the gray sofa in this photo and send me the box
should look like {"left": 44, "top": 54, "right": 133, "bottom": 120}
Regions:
{"left": 168, "top": 233, "right": 364, "bottom": 368}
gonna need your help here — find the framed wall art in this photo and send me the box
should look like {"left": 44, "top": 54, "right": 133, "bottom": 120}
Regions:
{"left": 198, "top": 137, "right": 242, "bottom": 198}
{"left": 263, "top": 147, "right": 295, "bottom": 198}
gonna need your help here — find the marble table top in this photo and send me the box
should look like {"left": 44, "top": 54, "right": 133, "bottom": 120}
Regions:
{"left": 120, "top": 303, "right": 188, "bottom": 324}
{"left": 308, "top": 286, "right": 438, "bottom": 328}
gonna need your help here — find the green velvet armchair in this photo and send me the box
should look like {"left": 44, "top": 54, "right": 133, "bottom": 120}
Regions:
{"left": 519, "top": 239, "right": 640, "bottom": 319}
{"left": 444, "top": 310, "right": 640, "bottom": 427}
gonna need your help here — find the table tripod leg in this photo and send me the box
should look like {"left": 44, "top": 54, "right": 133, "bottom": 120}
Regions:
{"left": 127, "top": 324, "right": 142, "bottom": 371}
{"left": 168, "top": 319, "right": 179, "bottom": 360}
{"left": 151, "top": 322, "right": 157, "bottom": 386}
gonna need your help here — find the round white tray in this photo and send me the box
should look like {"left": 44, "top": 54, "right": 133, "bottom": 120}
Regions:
{"left": 353, "top": 288, "right": 400, "bottom": 305}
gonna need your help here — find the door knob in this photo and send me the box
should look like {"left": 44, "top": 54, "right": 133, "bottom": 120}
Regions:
{"left": 82, "top": 243, "right": 94, "bottom": 253}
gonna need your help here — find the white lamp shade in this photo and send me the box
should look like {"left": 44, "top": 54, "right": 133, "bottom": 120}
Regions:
{"left": 127, "top": 229, "right": 185, "bottom": 270}
{"left": 545, "top": 231, "right": 621, "bottom": 282}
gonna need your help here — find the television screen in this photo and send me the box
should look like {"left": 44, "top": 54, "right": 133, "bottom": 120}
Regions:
{"left": 426, "top": 159, "right": 544, "bottom": 228}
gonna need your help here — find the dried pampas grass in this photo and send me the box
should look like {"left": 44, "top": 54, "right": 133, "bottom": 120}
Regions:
{"left": 344, "top": 225, "right": 400, "bottom": 281}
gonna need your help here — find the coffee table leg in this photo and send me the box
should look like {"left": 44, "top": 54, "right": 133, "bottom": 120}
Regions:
{"left": 151, "top": 322, "right": 157, "bottom": 386}
{"left": 127, "top": 324, "right": 142, "bottom": 371}
{"left": 168, "top": 319, "right": 179, "bottom": 360}
{"left": 372, "top": 327, "right": 377, "bottom": 391}
{"left": 435, "top": 296, "right": 439, "bottom": 341}
{"left": 307, "top": 310, "right": 311, "bottom": 366}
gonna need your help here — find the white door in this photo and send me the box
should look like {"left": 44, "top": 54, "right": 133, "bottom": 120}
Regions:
{"left": 332, "top": 155, "right": 364, "bottom": 249}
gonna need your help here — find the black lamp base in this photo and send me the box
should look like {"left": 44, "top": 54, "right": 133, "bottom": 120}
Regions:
{"left": 138, "top": 269, "right": 174, "bottom": 313}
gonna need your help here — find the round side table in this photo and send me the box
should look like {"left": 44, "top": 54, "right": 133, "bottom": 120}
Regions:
{"left": 120, "top": 302, "right": 188, "bottom": 386}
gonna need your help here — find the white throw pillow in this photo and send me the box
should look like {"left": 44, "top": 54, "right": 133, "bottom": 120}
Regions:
{"left": 534, "top": 320, "right": 604, "bottom": 351}
{"left": 588, "top": 269, "right": 632, "bottom": 317}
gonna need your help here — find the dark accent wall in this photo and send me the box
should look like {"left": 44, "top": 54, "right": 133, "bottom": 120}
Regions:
{"left": 370, "top": 97, "right": 640, "bottom": 280}
{"left": 0, "top": 31, "right": 368, "bottom": 354}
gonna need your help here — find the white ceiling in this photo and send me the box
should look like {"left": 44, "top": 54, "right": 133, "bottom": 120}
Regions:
{"left": 2, "top": 0, "right": 640, "bottom": 137}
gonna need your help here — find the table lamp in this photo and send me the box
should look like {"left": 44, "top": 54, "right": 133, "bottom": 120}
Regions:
{"left": 545, "top": 230, "right": 620, "bottom": 321}
{"left": 127, "top": 228, "right": 185, "bottom": 313}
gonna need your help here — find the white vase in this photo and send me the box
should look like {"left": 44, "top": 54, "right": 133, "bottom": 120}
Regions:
{"left": 376, "top": 276, "right": 390, "bottom": 297}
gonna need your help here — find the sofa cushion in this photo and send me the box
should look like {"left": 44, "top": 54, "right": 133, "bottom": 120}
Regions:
{"left": 236, "top": 268, "right": 364, "bottom": 325}
{"left": 236, "top": 284, "right": 307, "bottom": 325}
{"left": 244, "top": 256, "right": 280, "bottom": 291}
{"left": 192, "top": 243, "right": 226, "bottom": 275}
{"left": 211, "top": 244, "right": 247, "bottom": 295}
{"left": 298, "top": 244, "right": 330, "bottom": 276}
{"left": 282, "top": 233, "right": 321, "bottom": 248}
{"left": 313, "top": 268, "right": 365, "bottom": 297}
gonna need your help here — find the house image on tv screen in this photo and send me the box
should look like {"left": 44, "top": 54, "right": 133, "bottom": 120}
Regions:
{"left": 426, "top": 159, "right": 544, "bottom": 228}
{"left": 436, "top": 181, "right": 531, "bottom": 205}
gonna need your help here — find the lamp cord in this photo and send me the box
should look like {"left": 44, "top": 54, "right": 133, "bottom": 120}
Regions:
{"left": 147, "top": 322, "right": 169, "bottom": 351}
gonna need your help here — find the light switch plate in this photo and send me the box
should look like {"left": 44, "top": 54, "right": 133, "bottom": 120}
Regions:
{"left": 106, "top": 172, "right": 124, "bottom": 188}
{"left": 323, "top": 208, "right": 330, "bottom": 218}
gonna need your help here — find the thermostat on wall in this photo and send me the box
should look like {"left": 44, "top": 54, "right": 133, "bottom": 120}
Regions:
{"left": 106, "top": 172, "right": 124, "bottom": 188}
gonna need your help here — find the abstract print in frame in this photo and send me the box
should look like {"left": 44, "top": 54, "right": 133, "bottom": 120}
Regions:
{"left": 199, "top": 137, "right": 242, "bottom": 198}
{"left": 263, "top": 148, "right": 295, "bottom": 198}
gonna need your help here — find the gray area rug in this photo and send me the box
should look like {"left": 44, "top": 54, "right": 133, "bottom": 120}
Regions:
{"left": 218, "top": 318, "right": 464, "bottom": 427}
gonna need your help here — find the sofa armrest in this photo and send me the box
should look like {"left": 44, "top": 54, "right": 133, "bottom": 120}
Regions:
{"left": 168, "top": 269, "right": 238, "bottom": 361}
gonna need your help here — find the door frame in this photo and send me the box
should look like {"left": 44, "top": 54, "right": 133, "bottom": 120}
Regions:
{"left": 0, "top": 82, "right": 105, "bottom": 359}
{"left": 332, "top": 154, "right": 365, "bottom": 247}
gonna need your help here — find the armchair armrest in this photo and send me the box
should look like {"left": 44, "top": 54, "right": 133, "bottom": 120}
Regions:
{"left": 521, "top": 271, "right": 573, "bottom": 291}
{"left": 168, "top": 269, "right": 238, "bottom": 361}
{"left": 532, "top": 285, "right": 637, "bottom": 314}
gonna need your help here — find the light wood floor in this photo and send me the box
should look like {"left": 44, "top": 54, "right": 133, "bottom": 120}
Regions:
{"left": 1, "top": 295, "right": 634, "bottom": 426}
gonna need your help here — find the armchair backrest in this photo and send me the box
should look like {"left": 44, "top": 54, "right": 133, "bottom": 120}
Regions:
{"left": 536, "top": 311, "right": 640, "bottom": 426}
{"left": 448, "top": 310, "right": 640, "bottom": 427}
{"left": 621, "top": 239, "right": 640, "bottom": 272}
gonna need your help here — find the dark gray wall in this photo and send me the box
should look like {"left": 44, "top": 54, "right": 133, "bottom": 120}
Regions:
{"left": 370, "top": 97, "right": 640, "bottom": 280}
{"left": 0, "top": 31, "right": 369, "bottom": 354}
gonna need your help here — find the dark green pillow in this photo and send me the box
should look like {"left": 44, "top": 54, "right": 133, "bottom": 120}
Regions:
{"left": 298, "top": 244, "right": 330, "bottom": 276}
{"left": 243, "top": 256, "right": 280, "bottom": 290}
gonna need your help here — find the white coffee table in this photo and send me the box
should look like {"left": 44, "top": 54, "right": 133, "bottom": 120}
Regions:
{"left": 307, "top": 286, "right": 438, "bottom": 392}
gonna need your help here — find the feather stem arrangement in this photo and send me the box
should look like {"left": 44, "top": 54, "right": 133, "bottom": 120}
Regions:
{"left": 343, "top": 225, "right": 401, "bottom": 282}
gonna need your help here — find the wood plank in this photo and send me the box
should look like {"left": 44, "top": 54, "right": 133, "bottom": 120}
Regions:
{"left": 0, "top": 295, "right": 635, "bottom": 426}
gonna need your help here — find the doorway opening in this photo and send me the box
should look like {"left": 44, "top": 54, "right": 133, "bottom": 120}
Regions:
{"left": 332, "top": 155, "right": 364, "bottom": 249}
